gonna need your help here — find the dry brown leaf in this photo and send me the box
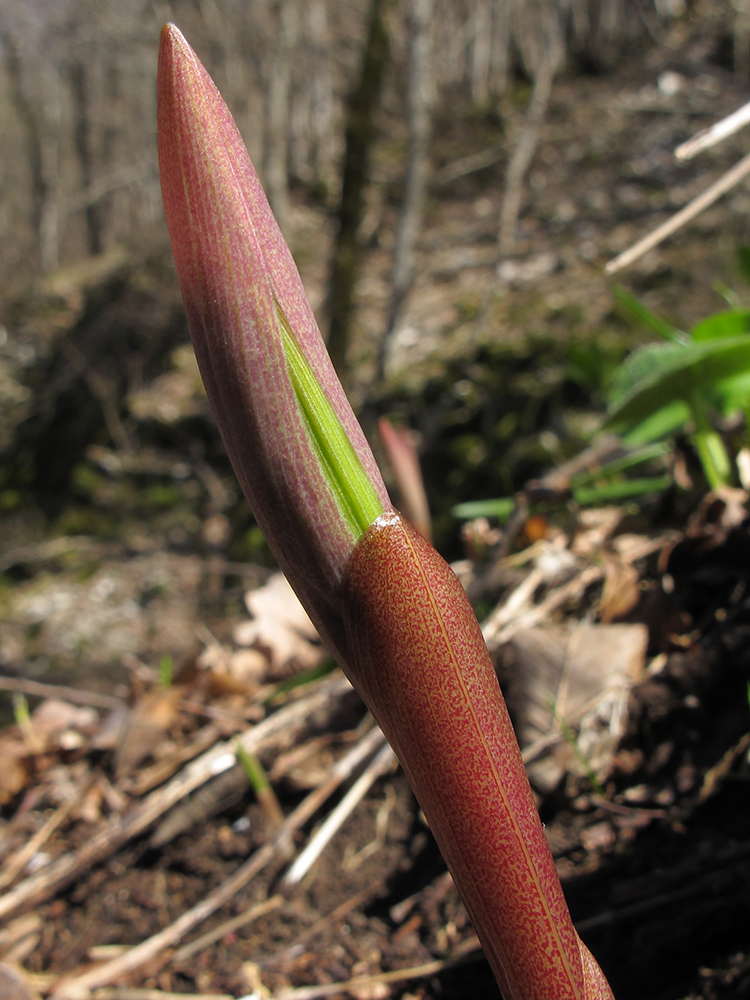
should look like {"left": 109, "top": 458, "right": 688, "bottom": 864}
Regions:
{"left": 114, "top": 685, "right": 185, "bottom": 779}
{"left": 89, "top": 703, "right": 130, "bottom": 753}
{"left": 687, "top": 486, "right": 749, "bottom": 538}
{"left": 234, "top": 573, "right": 323, "bottom": 676}
{"left": 198, "top": 642, "right": 268, "bottom": 693}
{"left": 270, "top": 736, "right": 339, "bottom": 790}
{"left": 241, "top": 961, "right": 272, "bottom": 1000}
{"left": 580, "top": 821, "right": 616, "bottom": 853}
{"left": 25, "top": 700, "right": 99, "bottom": 753}
{"left": 0, "top": 737, "right": 29, "bottom": 805}
{"left": 600, "top": 553, "right": 640, "bottom": 623}
{"left": 611, "top": 532, "right": 657, "bottom": 562}
{"left": 507, "top": 623, "right": 647, "bottom": 793}
{"left": 570, "top": 507, "right": 624, "bottom": 558}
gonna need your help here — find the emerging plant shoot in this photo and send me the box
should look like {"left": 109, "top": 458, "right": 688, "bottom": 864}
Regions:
{"left": 158, "top": 23, "right": 615, "bottom": 999}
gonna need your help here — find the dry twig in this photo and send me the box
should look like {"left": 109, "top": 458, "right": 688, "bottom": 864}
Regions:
{"left": 481, "top": 535, "right": 670, "bottom": 651}
{"left": 0, "top": 785, "right": 89, "bottom": 892}
{"left": 0, "top": 675, "right": 123, "bottom": 712}
{"left": 605, "top": 151, "right": 750, "bottom": 275}
{"left": 92, "top": 991, "right": 232, "bottom": 1000}
{"left": 676, "top": 98, "right": 750, "bottom": 160}
{"left": 283, "top": 737, "right": 394, "bottom": 885}
{"left": 498, "top": 33, "right": 562, "bottom": 257}
{"left": 272, "top": 937, "right": 482, "bottom": 999}
{"left": 173, "top": 894, "right": 284, "bottom": 963}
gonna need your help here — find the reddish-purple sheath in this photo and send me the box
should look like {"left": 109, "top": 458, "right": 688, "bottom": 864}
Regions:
{"left": 344, "top": 512, "right": 615, "bottom": 1000}
{"left": 157, "top": 23, "right": 391, "bottom": 664}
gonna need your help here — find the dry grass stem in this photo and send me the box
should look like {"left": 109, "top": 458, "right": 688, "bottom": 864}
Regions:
{"left": 0, "top": 676, "right": 124, "bottom": 712}
{"left": 605, "top": 151, "right": 750, "bottom": 274}
{"left": 266, "top": 880, "right": 387, "bottom": 970}
{"left": 173, "top": 894, "right": 284, "bottom": 963}
{"left": 91, "top": 991, "right": 233, "bottom": 1000}
{"left": 0, "top": 785, "right": 88, "bottom": 891}
{"left": 283, "top": 736, "right": 393, "bottom": 885}
{"left": 676, "top": 98, "right": 750, "bottom": 160}
{"left": 498, "top": 35, "right": 561, "bottom": 258}
{"left": 482, "top": 534, "right": 671, "bottom": 650}
{"left": 272, "top": 938, "right": 482, "bottom": 999}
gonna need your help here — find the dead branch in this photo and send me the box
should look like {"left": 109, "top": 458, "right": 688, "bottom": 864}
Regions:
{"left": 283, "top": 737, "right": 394, "bottom": 885}
{"left": 173, "top": 895, "right": 284, "bottom": 963}
{"left": 0, "top": 675, "right": 124, "bottom": 712}
{"left": 676, "top": 97, "right": 750, "bottom": 160}
{"left": 606, "top": 151, "right": 750, "bottom": 275}
{"left": 271, "top": 936, "right": 481, "bottom": 999}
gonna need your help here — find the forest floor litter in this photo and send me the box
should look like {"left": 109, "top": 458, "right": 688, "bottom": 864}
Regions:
{"left": 1, "top": 483, "right": 749, "bottom": 1000}
{"left": 2, "top": 6, "right": 750, "bottom": 998}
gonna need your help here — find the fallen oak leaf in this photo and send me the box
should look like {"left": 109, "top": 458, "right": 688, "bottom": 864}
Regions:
{"left": 234, "top": 572, "right": 324, "bottom": 676}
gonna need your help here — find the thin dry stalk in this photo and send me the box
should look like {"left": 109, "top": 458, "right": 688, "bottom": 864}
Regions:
{"left": 173, "top": 894, "right": 284, "bottom": 963}
{"left": 0, "top": 675, "right": 124, "bottom": 712}
{"left": 0, "top": 785, "right": 87, "bottom": 891}
{"left": 92, "top": 991, "right": 232, "bottom": 1000}
{"left": 283, "top": 736, "right": 393, "bottom": 885}
{"left": 433, "top": 145, "right": 504, "bottom": 187}
{"left": 272, "top": 938, "right": 481, "bottom": 999}
{"left": 381, "top": 0, "right": 434, "bottom": 356}
{"left": 483, "top": 565, "right": 604, "bottom": 650}
{"left": 265, "top": 879, "right": 386, "bottom": 969}
{"left": 606, "top": 151, "right": 750, "bottom": 274}
{"left": 676, "top": 98, "right": 750, "bottom": 161}
{"left": 481, "top": 535, "right": 669, "bottom": 649}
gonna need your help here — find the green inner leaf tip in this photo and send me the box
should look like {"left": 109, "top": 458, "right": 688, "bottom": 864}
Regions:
{"left": 276, "top": 301, "right": 383, "bottom": 538}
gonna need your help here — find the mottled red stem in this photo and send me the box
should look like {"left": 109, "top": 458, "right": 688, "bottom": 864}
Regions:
{"left": 343, "top": 512, "right": 614, "bottom": 1000}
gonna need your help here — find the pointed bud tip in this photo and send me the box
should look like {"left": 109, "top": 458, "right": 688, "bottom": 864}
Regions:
{"left": 159, "top": 23, "right": 197, "bottom": 77}
{"left": 160, "top": 22, "right": 182, "bottom": 48}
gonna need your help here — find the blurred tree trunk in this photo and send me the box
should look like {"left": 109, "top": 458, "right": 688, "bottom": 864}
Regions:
{"left": 69, "top": 61, "right": 103, "bottom": 256}
{"left": 735, "top": 0, "right": 750, "bottom": 83}
{"left": 379, "top": 0, "right": 434, "bottom": 377}
{"left": 470, "top": 0, "right": 511, "bottom": 103}
{"left": 290, "top": 0, "right": 335, "bottom": 193}
{"left": 263, "top": 0, "right": 299, "bottom": 236}
{"left": 4, "top": 33, "right": 59, "bottom": 274}
{"left": 326, "top": 0, "right": 392, "bottom": 382}
{"left": 498, "top": 25, "right": 562, "bottom": 257}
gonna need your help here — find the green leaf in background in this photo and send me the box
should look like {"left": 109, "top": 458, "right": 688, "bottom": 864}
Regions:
{"left": 607, "top": 340, "right": 689, "bottom": 412}
{"left": 690, "top": 309, "right": 750, "bottom": 342}
{"left": 736, "top": 245, "right": 750, "bottom": 285}
{"left": 606, "top": 335, "right": 750, "bottom": 432}
{"left": 712, "top": 370, "right": 750, "bottom": 418}
{"left": 613, "top": 285, "right": 686, "bottom": 343}
{"left": 619, "top": 400, "right": 691, "bottom": 447}
{"left": 566, "top": 340, "right": 621, "bottom": 398}
{"left": 159, "top": 653, "right": 174, "bottom": 687}
{"left": 569, "top": 441, "right": 671, "bottom": 488}
{"left": 452, "top": 497, "right": 515, "bottom": 521}
{"left": 572, "top": 475, "right": 672, "bottom": 505}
